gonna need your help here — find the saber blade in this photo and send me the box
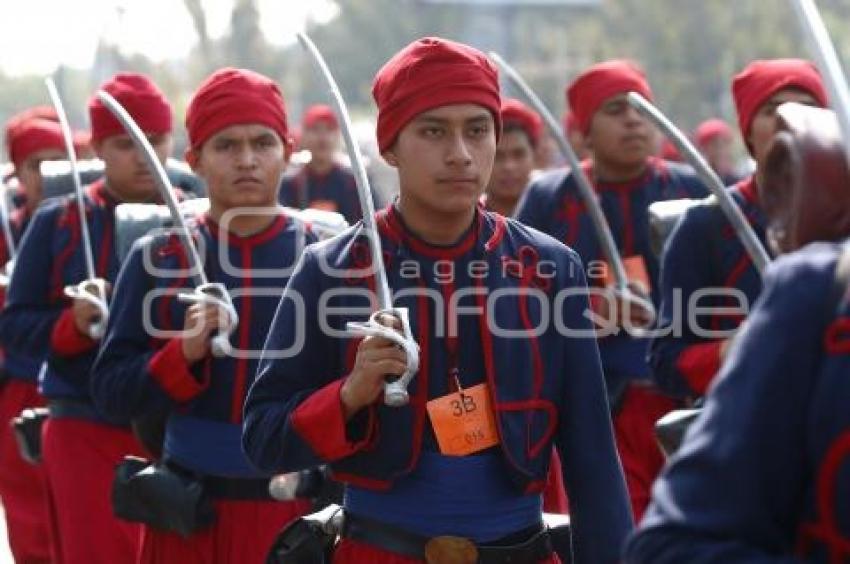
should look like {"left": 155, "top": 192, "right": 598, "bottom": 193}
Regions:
{"left": 627, "top": 92, "right": 771, "bottom": 275}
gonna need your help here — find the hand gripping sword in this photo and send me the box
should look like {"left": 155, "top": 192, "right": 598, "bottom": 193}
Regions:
{"left": 626, "top": 92, "right": 771, "bottom": 275}
{"left": 46, "top": 77, "right": 110, "bottom": 339}
{"left": 489, "top": 52, "right": 658, "bottom": 327}
{"left": 95, "top": 91, "right": 237, "bottom": 357}
{"left": 790, "top": 0, "right": 850, "bottom": 163}
{"left": 297, "top": 32, "right": 420, "bottom": 407}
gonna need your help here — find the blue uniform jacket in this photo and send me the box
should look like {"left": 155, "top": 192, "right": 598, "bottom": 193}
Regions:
{"left": 0, "top": 180, "right": 122, "bottom": 418}
{"left": 90, "top": 210, "right": 315, "bottom": 477}
{"left": 515, "top": 158, "right": 708, "bottom": 397}
{"left": 279, "top": 164, "right": 363, "bottom": 224}
{"left": 0, "top": 204, "right": 42, "bottom": 380}
{"left": 243, "top": 205, "right": 633, "bottom": 563}
{"left": 649, "top": 176, "right": 768, "bottom": 398}
{"left": 626, "top": 241, "right": 850, "bottom": 563}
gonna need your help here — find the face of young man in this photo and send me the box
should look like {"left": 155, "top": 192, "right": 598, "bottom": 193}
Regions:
{"left": 386, "top": 103, "right": 497, "bottom": 217}
{"left": 486, "top": 128, "right": 535, "bottom": 204}
{"left": 301, "top": 121, "right": 339, "bottom": 167}
{"left": 748, "top": 88, "right": 821, "bottom": 168}
{"left": 16, "top": 148, "right": 66, "bottom": 209}
{"left": 586, "top": 93, "right": 655, "bottom": 173}
{"left": 95, "top": 133, "right": 173, "bottom": 203}
{"left": 191, "top": 123, "right": 288, "bottom": 213}
{"left": 699, "top": 135, "right": 734, "bottom": 176}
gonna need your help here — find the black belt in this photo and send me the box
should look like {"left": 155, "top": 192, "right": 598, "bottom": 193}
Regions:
{"left": 165, "top": 461, "right": 273, "bottom": 501}
{"left": 342, "top": 513, "right": 553, "bottom": 563}
{"left": 47, "top": 398, "right": 100, "bottom": 421}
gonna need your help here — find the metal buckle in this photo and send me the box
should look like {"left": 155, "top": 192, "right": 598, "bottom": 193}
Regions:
{"left": 424, "top": 535, "right": 478, "bottom": 564}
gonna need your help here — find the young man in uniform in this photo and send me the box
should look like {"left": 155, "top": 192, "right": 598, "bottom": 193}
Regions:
{"left": 626, "top": 102, "right": 850, "bottom": 559}
{"left": 482, "top": 98, "right": 542, "bottom": 218}
{"left": 515, "top": 60, "right": 707, "bottom": 521}
{"left": 694, "top": 118, "right": 740, "bottom": 186}
{"left": 650, "top": 59, "right": 827, "bottom": 400}
{"left": 244, "top": 36, "right": 632, "bottom": 564}
{"left": 279, "top": 104, "right": 362, "bottom": 223}
{"left": 0, "top": 108, "right": 65, "bottom": 564}
{"left": 91, "top": 67, "right": 314, "bottom": 564}
{"left": 0, "top": 73, "right": 174, "bottom": 564}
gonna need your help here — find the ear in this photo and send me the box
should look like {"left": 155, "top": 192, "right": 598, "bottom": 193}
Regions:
{"left": 184, "top": 147, "right": 200, "bottom": 171}
{"left": 382, "top": 149, "right": 399, "bottom": 168}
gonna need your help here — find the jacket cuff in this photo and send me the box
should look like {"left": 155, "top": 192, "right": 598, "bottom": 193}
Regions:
{"left": 50, "top": 307, "right": 97, "bottom": 357}
{"left": 148, "top": 338, "right": 209, "bottom": 402}
{"left": 291, "top": 378, "right": 377, "bottom": 462}
{"left": 674, "top": 341, "right": 723, "bottom": 395}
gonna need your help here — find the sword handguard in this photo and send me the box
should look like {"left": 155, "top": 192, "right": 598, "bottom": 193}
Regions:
{"left": 345, "top": 308, "right": 420, "bottom": 407}
{"left": 63, "top": 278, "right": 109, "bottom": 340}
{"left": 177, "top": 282, "right": 238, "bottom": 358}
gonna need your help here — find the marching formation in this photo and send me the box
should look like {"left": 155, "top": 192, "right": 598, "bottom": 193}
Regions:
{"left": 0, "top": 6, "right": 849, "bottom": 564}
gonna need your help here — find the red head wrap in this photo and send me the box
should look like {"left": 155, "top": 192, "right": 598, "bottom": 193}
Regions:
{"left": 500, "top": 98, "right": 542, "bottom": 147}
{"left": 88, "top": 73, "right": 172, "bottom": 143}
{"left": 5, "top": 109, "right": 65, "bottom": 167}
{"left": 185, "top": 68, "right": 289, "bottom": 152}
{"left": 372, "top": 37, "right": 501, "bottom": 153}
{"left": 732, "top": 59, "right": 827, "bottom": 143}
{"left": 302, "top": 104, "right": 339, "bottom": 130}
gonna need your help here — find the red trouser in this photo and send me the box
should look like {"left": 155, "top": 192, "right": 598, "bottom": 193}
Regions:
{"left": 543, "top": 450, "right": 568, "bottom": 514}
{"left": 42, "top": 417, "right": 145, "bottom": 564}
{"left": 137, "top": 497, "right": 310, "bottom": 564}
{"left": 0, "top": 379, "right": 50, "bottom": 563}
{"left": 612, "top": 383, "right": 677, "bottom": 522}
{"left": 333, "top": 538, "right": 561, "bottom": 563}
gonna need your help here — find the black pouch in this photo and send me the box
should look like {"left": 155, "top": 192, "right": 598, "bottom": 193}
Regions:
{"left": 11, "top": 407, "right": 49, "bottom": 465}
{"left": 111, "top": 456, "right": 215, "bottom": 537}
{"left": 266, "top": 504, "right": 343, "bottom": 564}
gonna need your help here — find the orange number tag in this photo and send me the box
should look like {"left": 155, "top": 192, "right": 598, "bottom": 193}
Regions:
{"left": 308, "top": 199, "right": 339, "bottom": 212}
{"left": 601, "top": 255, "right": 650, "bottom": 292}
{"left": 426, "top": 383, "right": 500, "bottom": 456}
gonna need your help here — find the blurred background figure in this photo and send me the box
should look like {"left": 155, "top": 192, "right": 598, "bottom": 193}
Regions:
{"left": 694, "top": 118, "right": 740, "bottom": 185}
{"left": 483, "top": 98, "right": 541, "bottom": 217}
{"left": 278, "top": 104, "right": 363, "bottom": 222}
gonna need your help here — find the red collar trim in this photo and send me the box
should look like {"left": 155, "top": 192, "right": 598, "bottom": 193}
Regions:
{"left": 201, "top": 211, "right": 288, "bottom": 247}
{"left": 736, "top": 175, "right": 759, "bottom": 206}
{"left": 584, "top": 157, "right": 655, "bottom": 193}
{"left": 379, "top": 204, "right": 481, "bottom": 260}
{"left": 86, "top": 179, "right": 117, "bottom": 208}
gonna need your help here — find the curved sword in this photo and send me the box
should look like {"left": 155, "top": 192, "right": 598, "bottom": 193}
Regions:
{"left": 790, "top": 0, "right": 850, "bottom": 163}
{"left": 489, "top": 51, "right": 657, "bottom": 326}
{"left": 45, "top": 77, "right": 109, "bottom": 339}
{"left": 627, "top": 92, "right": 771, "bottom": 275}
{"left": 95, "top": 91, "right": 236, "bottom": 357}
{"left": 297, "top": 31, "right": 420, "bottom": 407}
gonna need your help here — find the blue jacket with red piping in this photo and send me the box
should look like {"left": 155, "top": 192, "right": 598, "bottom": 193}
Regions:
{"left": 649, "top": 176, "right": 768, "bottom": 398}
{"left": 626, "top": 241, "right": 850, "bottom": 563}
{"left": 243, "top": 205, "right": 633, "bottom": 563}
{"left": 515, "top": 157, "right": 708, "bottom": 399}
{"left": 0, "top": 202, "right": 42, "bottom": 380}
{"left": 90, "top": 210, "right": 315, "bottom": 477}
{"left": 0, "top": 180, "right": 123, "bottom": 419}
{"left": 279, "top": 163, "right": 363, "bottom": 223}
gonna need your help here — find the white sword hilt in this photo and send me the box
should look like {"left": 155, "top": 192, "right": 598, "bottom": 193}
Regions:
{"left": 613, "top": 285, "right": 657, "bottom": 335}
{"left": 0, "top": 259, "right": 14, "bottom": 289}
{"left": 177, "top": 282, "right": 238, "bottom": 358}
{"left": 345, "top": 308, "right": 420, "bottom": 407}
{"left": 63, "top": 278, "right": 109, "bottom": 340}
